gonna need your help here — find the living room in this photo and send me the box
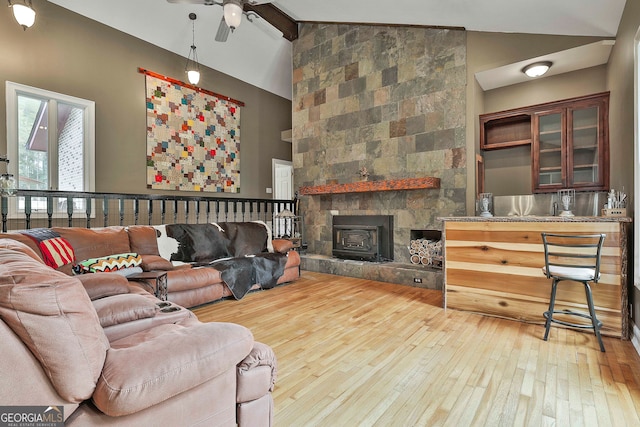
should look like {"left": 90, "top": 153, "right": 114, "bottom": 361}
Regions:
{"left": 2, "top": 0, "right": 640, "bottom": 425}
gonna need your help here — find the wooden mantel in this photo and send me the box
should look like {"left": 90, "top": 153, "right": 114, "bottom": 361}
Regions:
{"left": 298, "top": 177, "right": 440, "bottom": 195}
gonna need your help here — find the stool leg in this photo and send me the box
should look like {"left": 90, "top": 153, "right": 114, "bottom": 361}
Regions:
{"left": 543, "top": 278, "right": 559, "bottom": 341}
{"left": 584, "top": 282, "right": 605, "bottom": 352}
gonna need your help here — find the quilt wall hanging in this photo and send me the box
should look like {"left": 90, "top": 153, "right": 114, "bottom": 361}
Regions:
{"left": 141, "top": 68, "right": 244, "bottom": 193}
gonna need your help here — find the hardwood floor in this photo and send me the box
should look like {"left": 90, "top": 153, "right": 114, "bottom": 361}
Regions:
{"left": 193, "top": 271, "right": 640, "bottom": 426}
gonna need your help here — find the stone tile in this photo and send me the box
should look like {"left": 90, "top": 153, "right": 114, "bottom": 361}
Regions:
{"left": 292, "top": 67, "right": 304, "bottom": 84}
{"left": 389, "top": 118, "right": 406, "bottom": 138}
{"left": 338, "top": 76, "right": 367, "bottom": 98}
{"left": 314, "top": 88, "right": 327, "bottom": 106}
{"left": 381, "top": 66, "right": 398, "bottom": 87}
{"left": 405, "top": 115, "right": 426, "bottom": 136}
{"left": 373, "top": 87, "right": 389, "bottom": 106}
{"left": 345, "top": 62, "right": 359, "bottom": 81}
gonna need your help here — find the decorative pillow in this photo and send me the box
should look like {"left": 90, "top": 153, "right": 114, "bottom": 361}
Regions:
{"left": 19, "top": 228, "right": 75, "bottom": 269}
{"left": 73, "top": 253, "right": 142, "bottom": 275}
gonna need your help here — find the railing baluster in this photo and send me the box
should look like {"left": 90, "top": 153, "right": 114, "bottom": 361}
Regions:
{"left": 215, "top": 200, "right": 220, "bottom": 223}
{"left": 161, "top": 200, "right": 166, "bottom": 224}
{"left": 133, "top": 198, "right": 139, "bottom": 225}
{"left": 119, "top": 198, "right": 125, "bottom": 226}
{"left": 103, "top": 197, "right": 109, "bottom": 227}
{"left": 196, "top": 200, "right": 201, "bottom": 223}
{"left": 47, "top": 196, "right": 53, "bottom": 228}
{"left": 85, "top": 197, "right": 92, "bottom": 228}
{"left": 1, "top": 196, "right": 8, "bottom": 232}
{"left": 206, "top": 201, "right": 211, "bottom": 223}
{"left": 147, "top": 199, "right": 153, "bottom": 225}
{"left": 184, "top": 200, "right": 190, "bottom": 224}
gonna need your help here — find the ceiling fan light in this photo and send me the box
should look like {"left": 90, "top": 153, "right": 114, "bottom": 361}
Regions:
{"left": 11, "top": 2, "right": 36, "bottom": 29}
{"left": 522, "top": 61, "right": 552, "bottom": 78}
{"left": 187, "top": 70, "right": 200, "bottom": 85}
{"left": 223, "top": 1, "right": 243, "bottom": 30}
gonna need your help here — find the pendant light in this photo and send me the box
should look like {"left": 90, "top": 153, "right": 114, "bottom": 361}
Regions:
{"left": 185, "top": 13, "right": 200, "bottom": 85}
{"left": 0, "top": 156, "right": 17, "bottom": 196}
{"left": 8, "top": 0, "right": 36, "bottom": 30}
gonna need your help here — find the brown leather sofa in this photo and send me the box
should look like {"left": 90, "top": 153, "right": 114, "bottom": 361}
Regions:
{"left": 0, "top": 238, "right": 277, "bottom": 425}
{"left": 0, "top": 222, "right": 300, "bottom": 309}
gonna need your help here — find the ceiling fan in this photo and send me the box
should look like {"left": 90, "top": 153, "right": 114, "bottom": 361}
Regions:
{"left": 166, "top": 0, "right": 274, "bottom": 42}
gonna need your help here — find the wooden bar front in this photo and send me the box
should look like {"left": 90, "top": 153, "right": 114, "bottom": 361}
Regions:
{"left": 441, "top": 217, "right": 631, "bottom": 339}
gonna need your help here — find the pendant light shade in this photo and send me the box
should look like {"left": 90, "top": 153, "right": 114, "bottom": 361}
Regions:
{"left": 223, "top": 0, "right": 243, "bottom": 30}
{"left": 185, "top": 13, "right": 200, "bottom": 85}
{"left": 9, "top": 0, "right": 36, "bottom": 30}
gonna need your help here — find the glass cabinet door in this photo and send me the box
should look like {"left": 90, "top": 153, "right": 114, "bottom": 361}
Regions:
{"left": 568, "top": 104, "right": 601, "bottom": 187}
{"left": 534, "top": 109, "right": 565, "bottom": 189}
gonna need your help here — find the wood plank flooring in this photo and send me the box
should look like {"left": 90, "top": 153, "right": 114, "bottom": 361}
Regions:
{"left": 193, "top": 271, "right": 640, "bottom": 426}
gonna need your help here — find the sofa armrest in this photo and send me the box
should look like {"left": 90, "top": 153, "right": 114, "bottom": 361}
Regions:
{"left": 237, "top": 342, "right": 278, "bottom": 402}
{"left": 272, "top": 239, "right": 293, "bottom": 253}
{"left": 93, "top": 322, "right": 254, "bottom": 416}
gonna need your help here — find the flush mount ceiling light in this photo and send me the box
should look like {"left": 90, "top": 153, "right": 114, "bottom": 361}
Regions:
{"left": 522, "top": 61, "right": 553, "bottom": 78}
{"left": 8, "top": 0, "right": 36, "bottom": 30}
{"left": 185, "top": 13, "right": 200, "bottom": 85}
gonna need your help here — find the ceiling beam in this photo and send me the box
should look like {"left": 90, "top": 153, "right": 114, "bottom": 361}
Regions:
{"left": 244, "top": 3, "right": 298, "bottom": 41}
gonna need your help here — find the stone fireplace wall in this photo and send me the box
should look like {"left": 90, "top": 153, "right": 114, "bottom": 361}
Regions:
{"left": 292, "top": 23, "right": 467, "bottom": 263}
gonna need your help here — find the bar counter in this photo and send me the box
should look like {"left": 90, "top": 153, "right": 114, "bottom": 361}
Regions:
{"left": 439, "top": 216, "right": 631, "bottom": 339}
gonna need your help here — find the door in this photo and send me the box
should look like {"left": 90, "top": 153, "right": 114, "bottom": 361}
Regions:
{"left": 272, "top": 159, "right": 293, "bottom": 237}
{"left": 273, "top": 159, "right": 293, "bottom": 200}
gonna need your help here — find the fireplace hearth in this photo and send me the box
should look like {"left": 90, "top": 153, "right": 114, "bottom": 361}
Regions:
{"left": 332, "top": 215, "right": 394, "bottom": 262}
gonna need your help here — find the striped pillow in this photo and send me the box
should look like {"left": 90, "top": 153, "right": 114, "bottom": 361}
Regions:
{"left": 73, "top": 253, "right": 143, "bottom": 274}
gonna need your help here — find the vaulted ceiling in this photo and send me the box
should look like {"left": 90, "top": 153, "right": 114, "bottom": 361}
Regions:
{"left": 48, "top": 0, "right": 627, "bottom": 100}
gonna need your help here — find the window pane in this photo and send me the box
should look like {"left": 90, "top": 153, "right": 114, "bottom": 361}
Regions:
{"left": 58, "top": 103, "right": 84, "bottom": 191}
{"left": 17, "top": 94, "right": 48, "bottom": 190}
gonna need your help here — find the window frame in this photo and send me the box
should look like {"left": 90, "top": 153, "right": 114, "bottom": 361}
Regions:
{"left": 5, "top": 81, "right": 96, "bottom": 217}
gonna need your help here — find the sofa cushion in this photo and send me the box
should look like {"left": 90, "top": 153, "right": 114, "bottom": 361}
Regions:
{"left": 140, "top": 254, "right": 174, "bottom": 271}
{"left": 159, "top": 224, "right": 230, "bottom": 263}
{"left": 92, "top": 294, "right": 159, "bottom": 328}
{"left": 93, "top": 322, "right": 254, "bottom": 416}
{"left": 218, "top": 222, "right": 268, "bottom": 257}
{"left": 75, "top": 272, "right": 131, "bottom": 300}
{"left": 54, "top": 226, "right": 131, "bottom": 263}
{"left": 0, "top": 240, "right": 109, "bottom": 403}
{"left": 73, "top": 252, "right": 143, "bottom": 274}
{"left": 127, "top": 225, "right": 161, "bottom": 256}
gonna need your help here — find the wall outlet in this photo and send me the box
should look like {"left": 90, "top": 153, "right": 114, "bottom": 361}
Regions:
{"left": 266, "top": 188, "right": 272, "bottom": 194}
{"left": 413, "top": 278, "right": 422, "bottom": 283}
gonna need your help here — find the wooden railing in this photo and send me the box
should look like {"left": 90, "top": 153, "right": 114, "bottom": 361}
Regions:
{"left": 0, "top": 190, "right": 297, "bottom": 233}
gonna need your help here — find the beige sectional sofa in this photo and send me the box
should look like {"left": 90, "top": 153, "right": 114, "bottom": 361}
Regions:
{"left": 0, "top": 221, "right": 298, "bottom": 425}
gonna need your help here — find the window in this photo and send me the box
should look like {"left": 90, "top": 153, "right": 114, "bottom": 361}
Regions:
{"left": 5, "top": 81, "right": 95, "bottom": 215}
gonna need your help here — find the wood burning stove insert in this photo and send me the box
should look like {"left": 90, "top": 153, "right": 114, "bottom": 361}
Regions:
{"left": 332, "top": 215, "right": 394, "bottom": 262}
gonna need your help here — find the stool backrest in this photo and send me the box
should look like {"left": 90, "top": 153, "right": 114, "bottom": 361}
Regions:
{"left": 541, "top": 233, "right": 606, "bottom": 282}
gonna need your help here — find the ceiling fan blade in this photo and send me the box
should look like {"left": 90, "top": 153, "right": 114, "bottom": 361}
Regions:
{"left": 215, "top": 16, "right": 230, "bottom": 42}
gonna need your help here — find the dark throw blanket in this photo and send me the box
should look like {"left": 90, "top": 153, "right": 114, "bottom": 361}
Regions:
{"left": 202, "top": 252, "right": 288, "bottom": 300}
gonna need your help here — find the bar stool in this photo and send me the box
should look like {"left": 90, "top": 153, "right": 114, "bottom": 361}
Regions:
{"left": 541, "top": 232, "right": 606, "bottom": 352}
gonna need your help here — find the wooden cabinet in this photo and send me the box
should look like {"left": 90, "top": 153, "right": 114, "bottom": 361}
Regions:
{"left": 532, "top": 93, "right": 609, "bottom": 192}
{"left": 479, "top": 92, "right": 609, "bottom": 193}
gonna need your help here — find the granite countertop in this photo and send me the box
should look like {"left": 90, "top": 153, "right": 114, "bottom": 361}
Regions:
{"left": 438, "top": 216, "right": 632, "bottom": 223}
